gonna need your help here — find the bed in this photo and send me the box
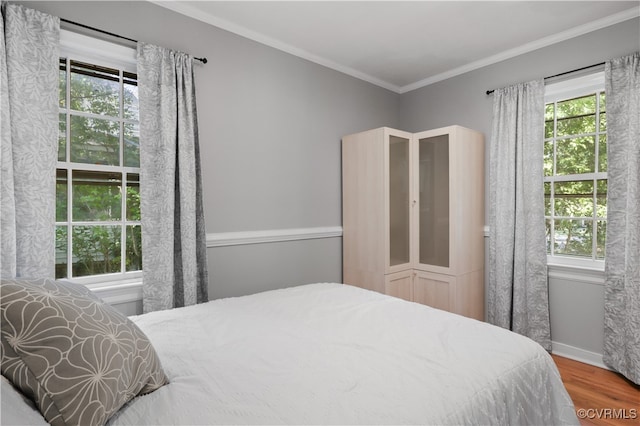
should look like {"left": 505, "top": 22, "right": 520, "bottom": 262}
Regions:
{"left": 1, "top": 280, "right": 579, "bottom": 425}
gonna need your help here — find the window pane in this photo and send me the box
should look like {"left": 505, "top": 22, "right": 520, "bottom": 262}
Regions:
{"left": 56, "top": 169, "right": 67, "bottom": 222}
{"left": 557, "top": 94, "right": 596, "bottom": 118}
{"left": 123, "top": 73, "right": 138, "bottom": 120}
{"left": 72, "top": 225, "right": 121, "bottom": 277}
{"left": 59, "top": 59, "right": 66, "bottom": 108}
{"left": 70, "top": 115, "right": 120, "bottom": 165}
{"left": 596, "top": 220, "right": 606, "bottom": 259}
{"left": 55, "top": 226, "right": 68, "bottom": 279}
{"left": 555, "top": 94, "right": 597, "bottom": 137}
{"left": 126, "top": 225, "right": 142, "bottom": 272}
{"left": 544, "top": 90, "right": 605, "bottom": 263}
{"left": 72, "top": 171, "right": 122, "bottom": 221}
{"left": 58, "top": 113, "right": 66, "bottom": 161}
{"left": 544, "top": 182, "right": 551, "bottom": 216}
{"left": 598, "top": 135, "right": 607, "bottom": 172}
{"left": 554, "top": 180, "right": 593, "bottom": 218}
{"left": 126, "top": 173, "right": 140, "bottom": 221}
{"left": 543, "top": 140, "right": 553, "bottom": 176}
{"left": 596, "top": 180, "right": 607, "bottom": 218}
{"left": 556, "top": 136, "right": 595, "bottom": 175}
{"left": 57, "top": 57, "right": 142, "bottom": 280}
{"left": 70, "top": 61, "right": 120, "bottom": 117}
{"left": 554, "top": 219, "right": 593, "bottom": 258}
{"left": 556, "top": 114, "right": 596, "bottom": 136}
{"left": 545, "top": 103, "right": 554, "bottom": 121}
{"left": 545, "top": 121, "right": 553, "bottom": 139}
{"left": 124, "top": 122, "right": 140, "bottom": 167}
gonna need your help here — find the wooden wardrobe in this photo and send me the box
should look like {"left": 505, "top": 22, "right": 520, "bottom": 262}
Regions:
{"left": 342, "top": 125, "right": 485, "bottom": 320}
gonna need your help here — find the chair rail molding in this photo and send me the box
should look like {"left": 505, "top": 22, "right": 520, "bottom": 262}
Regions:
{"left": 206, "top": 226, "right": 343, "bottom": 248}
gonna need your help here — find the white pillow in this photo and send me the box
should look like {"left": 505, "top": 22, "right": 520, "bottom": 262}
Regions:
{"left": 0, "top": 375, "right": 48, "bottom": 426}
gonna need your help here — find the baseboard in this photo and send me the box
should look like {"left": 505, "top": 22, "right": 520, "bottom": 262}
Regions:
{"left": 551, "top": 341, "right": 612, "bottom": 371}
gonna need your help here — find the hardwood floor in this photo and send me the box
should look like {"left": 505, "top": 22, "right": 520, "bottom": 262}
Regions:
{"left": 552, "top": 355, "right": 639, "bottom": 426}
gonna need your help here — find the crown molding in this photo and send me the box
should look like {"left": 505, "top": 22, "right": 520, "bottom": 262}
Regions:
{"left": 148, "top": 0, "right": 401, "bottom": 93}
{"left": 399, "top": 6, "right": 639, "bottom": 93}
{"left": 150, "top": 2, "right": 639, "bottom": 95}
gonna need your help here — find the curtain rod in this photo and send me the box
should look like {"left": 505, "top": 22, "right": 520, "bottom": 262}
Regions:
{"left": 60, "top": 18, "right": 208, "bottom": 64}
{"left": 485, "top": 62, "right": 605, "bottom": 95}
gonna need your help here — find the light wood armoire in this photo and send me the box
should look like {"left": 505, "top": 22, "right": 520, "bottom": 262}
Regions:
{"left": 342, "top": 125, "right": 485, "bottom": 320}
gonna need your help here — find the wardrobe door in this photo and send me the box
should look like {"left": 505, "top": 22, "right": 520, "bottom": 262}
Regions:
{"left": 387, "top": 132, "right": 412, "bottom": 272}
{"left": 413, "top": 271, "right": 455, "bottom": 312}
{"left": 417, "top": 133, "right": 450, "bottom": 270}
{"left": 385, "top": 270, "right": 413, "bottom": 301}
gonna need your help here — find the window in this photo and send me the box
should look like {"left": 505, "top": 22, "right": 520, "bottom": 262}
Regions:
{"left": 544, "top": 72, "right": 606, "bottom": 267}
{"left": 56, "top": 33, "right": 140, "bottom": 281}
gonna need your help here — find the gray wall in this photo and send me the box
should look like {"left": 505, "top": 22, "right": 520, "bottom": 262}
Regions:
{"left": 24, "top": 1, "right": 399, "bottom": 300}
{"left": 399, "top": 17, "right": 640, "bottom": 364}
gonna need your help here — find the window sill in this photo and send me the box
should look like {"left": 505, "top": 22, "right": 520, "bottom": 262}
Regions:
{"left": 546, "top": 254, "right": 604, "bottom": 271}
{"left": 547, "top": 261, "right": 605, "bottom": 286}
{"left": 65, "top": 273, "right": 143, "bottom": 306}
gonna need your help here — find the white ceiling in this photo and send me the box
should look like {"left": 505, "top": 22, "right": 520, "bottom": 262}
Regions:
{"left": 154, "top": 1, "right": 640, "bottom": 93}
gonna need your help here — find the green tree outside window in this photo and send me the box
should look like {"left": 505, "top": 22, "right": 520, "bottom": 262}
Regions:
{"left": 544, "top": 93, "right": 606, "bottom": 261}
{"left": 56, "top": 59, "right": 141, "bottom": 279}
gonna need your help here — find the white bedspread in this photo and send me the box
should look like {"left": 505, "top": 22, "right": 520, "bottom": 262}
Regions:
{"left": 106, "top": 283, "right": 578, "bottom": 425}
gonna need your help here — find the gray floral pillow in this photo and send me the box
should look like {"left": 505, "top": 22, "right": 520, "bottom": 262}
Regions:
{"left": 1, "top": 337, "right": 64, "bottom": 425}
{"left": 0, "top": 278, "right": 168, "bottom": 426}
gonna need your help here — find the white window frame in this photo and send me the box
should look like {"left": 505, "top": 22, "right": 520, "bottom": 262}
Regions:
{"left": 58, "top": 30, "right": 141, "bottom": 289}
{"left": 544, "top": 71, "right": 606, "bottom": 271}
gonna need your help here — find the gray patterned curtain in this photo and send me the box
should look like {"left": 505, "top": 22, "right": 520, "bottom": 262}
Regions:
{"left": 0, "top": 3, "right": 59, "bottom": 278}
{"left": 488, "top": 80, "right": 552, "bottom": 351}
{"left": 603, "top": 52, "right": 640, "bottom": 385}
{"left": 137, "top": 42, "right": 209, "bottom": 313}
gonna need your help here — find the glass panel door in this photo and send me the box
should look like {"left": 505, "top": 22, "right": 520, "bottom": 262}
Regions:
{"left": 389, "top": 135, "right": 410, "bottom": 266}
{"left": 419, "top": 135, "right": 449, "bottom": 267}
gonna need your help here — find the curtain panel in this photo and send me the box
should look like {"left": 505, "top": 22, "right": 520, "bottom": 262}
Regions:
{"left": 137, "top": 42, "right": 209, "bottom": 313}
{"left": 488, "top": 80, "right": 552, "bottom": 351}
{"left": 0, "top": 3, "right": 59, "bottom": 278}
{"left": 603, "top": 52, "right": 640, "bottom": 385}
